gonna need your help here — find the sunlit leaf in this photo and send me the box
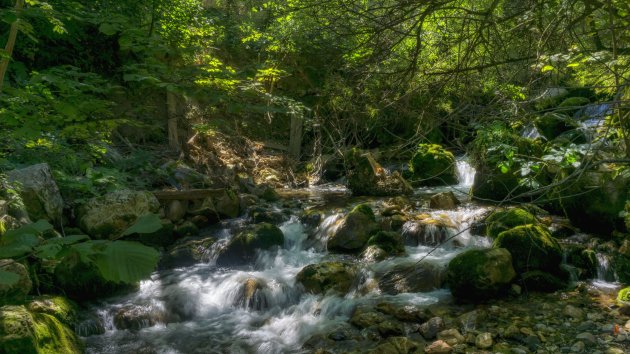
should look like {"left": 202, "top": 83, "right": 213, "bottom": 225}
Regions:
{"left": 121, "top": 213, "right": 162, "bottom": 236}
{"left": 92, "top": 241, "right": 159, "bottom": 284}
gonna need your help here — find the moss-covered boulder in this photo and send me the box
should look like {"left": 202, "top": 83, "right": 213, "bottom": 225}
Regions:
{"left": 557, "top": 96, "right": 590, "bottom": 116}
{"left": 534, "top": 113, "right": 580, "bottom": 140}
{"left": 558, "top": 169, "right": 628, "bottom": 235}
{"left": 0, "top": 298, "right": 82, "bottom": 354}
{"left": 485, "top": 208, "right": 538, "bottom": 238}
{"left": 296, "top": 261, "right": 356, "bottom": 294}
{"left": 617, "top": 287, "right": 630, "bottom": 304}
{"left": 493, "top": 225, "right": 562, "bottom": 274}
{"left": 378, "top": 263, "right": 445, "bottom": 295}
{"left": 215, "top": 223, "right": 284, "bottom": 266}
{"left": 366, "top": 231, "right": 405, "bottom": 256}
{"left": 409, "top": 144, "right": 457, "bottom": 186}
{"left": 565, "top": 246, "right": 597, "bottom": 279}
{"left": 429, "top": 191, "right": 461, "bottom": 210}
{"left": 346, "top": 149, "right": 413, "bottom": 196}
{"left": 77, "top": 190, "right": 160, "bottom": 239}
{"left": 0, "top": 259, "right": 32, "bottom": 304}
{"left": 6, "top": 163, "right": 64, "bottom": 225}
{"left": 445, "top": 248, "right": 516, "bottom": 301}
{"left": 327, "top": 204, "right": 379, "bottom": 253}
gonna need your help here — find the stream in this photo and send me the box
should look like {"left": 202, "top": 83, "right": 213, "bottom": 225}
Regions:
{"left": 79, "top": 160, "right": 620, "bottom": 354}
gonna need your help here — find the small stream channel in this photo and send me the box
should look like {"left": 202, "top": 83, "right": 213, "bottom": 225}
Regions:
{"left": 79, "top": 160, "right": 621, "bottom": 354}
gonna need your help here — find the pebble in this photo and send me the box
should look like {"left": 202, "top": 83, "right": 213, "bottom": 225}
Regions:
{"left": 564, "top": 305, "right": 584, "bottom": 320}
{"left": 419, "top": 317, "right": 445, "bottom": 340}
{"left": 437, "top": 328, "right": 464, "bottom": 346}
{"left": 510, "top": 348, "right": 528, "bottom": 354}
{"left": 625, "top": 319, "right": 630, "bottom": 332}
{"left": 575, "top": 332, "right": 596, "bottom": 346}
{"left": 475, "top": 332, "right": 493, "bottom": 349}
{"left": 571, "top": 341, "right": 585, "bottom": 352}
{"left": 424, "top": 339, "right": 453, "bottom": 354}
{"left": 604, "top": 348, "right": 625, "bottom": 354}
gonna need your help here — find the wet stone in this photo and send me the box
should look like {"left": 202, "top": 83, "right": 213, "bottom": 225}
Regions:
{"left": 424, "top": 339, "right": 453, "bottom": 354}
{"left": 476, "top": 332, "right": 493, "bottom": 349}
{"left": 419, "top": 317, "right": 445, "bottom": 340}
{"left": 437, "top": 328, "right": 465, "bottom": 346}
{"left": 377, "top": 320, "right": 404, "bottom": 337}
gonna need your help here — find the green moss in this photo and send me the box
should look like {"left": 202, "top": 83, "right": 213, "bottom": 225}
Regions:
{"left": 367, "top": 231, "right": 405, "bottom": 255}
{"left": 215, "top": 223, "right": 284, "bottom": 266}
{"left": 409, "top": 144, "right": 457, "bottom": 186}
{"left": 445, "top": 248, "right": 516, "bottom": 301}
{"left": 31, "top": 313, "right": 82, "bottom": 354}
{"left": 351, "top": 204, "right": 375, "bottom": 221}
{"left": 618, "top": 287, "right": 630, "bottom": 303}
{"left": 557, "top": 97, "right": 590, "bottom": 116}
{"left": 486, "top": 208, "right": 537, "bottom": 238}
{"left": 0, "top": 305, "right": 37, "bottom": 354}
{"left": 27, "top": 297, "right": 77, "bottom": 326}
{"left": 535, "top": 113, "right": 580, "bottom": 140}
{"left": 493, "top": 224, "right": 562, "bottom": 274}
{"left": 625, "top": 200, "right": 630, "bottom": 230}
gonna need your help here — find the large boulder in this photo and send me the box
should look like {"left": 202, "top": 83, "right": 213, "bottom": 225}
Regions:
{"left": 445, "top": 248, "right": 516, "bottom": 301}
{"left": 0, "top": 259, "right": 32, "bottom": 304}
{"left": 346, "top": 149, "right": 413, "bottom": 196}
{"left": 493, "top": 225, "right": 562, "bottom": 274}
{"left": 378, "top": 263, "right": 445, "bottom": 295}
{"left": 159, "top": 237, "right": 216, "bottom": 269}
{"left": 6, "top": 163, "right": 63, "bottom": 225}
{"left": 215, "top": 223, "right": 284, "bottom": 266}
{"left": 429, "top": 192, "right": 461, "bottom": 210}
{"left": 0, "top": 297, "right": 82, "bottom": 354}
{"left": 366, "top": 231, "right": 405, "bottom": 257}
{"left": 485, "top": 208, "right": 538, "bottom": 238}
{"left": 409, "top": 144, "right": 457, "bottom": 186}
{"left": 401, "top": 217, "right": 457, "bottom": 247}
{"left": 327, "top": 204, "right": 379, "bottom": 253}
{"left": 296, "top": 261, "right": 356, "bottom": 294}
{"left": 76, "top": 190, "right": 160, "bottom": 239}
{"left": 556, "top": 168, "right": 628, "bottom": 234}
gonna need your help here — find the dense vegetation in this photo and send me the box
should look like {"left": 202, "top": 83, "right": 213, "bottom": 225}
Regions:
{"left": 1, "top": 0, "right": 629, "bottom": 353}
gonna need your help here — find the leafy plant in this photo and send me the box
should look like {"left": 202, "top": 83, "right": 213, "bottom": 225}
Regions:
{"left": 0, "top": 215, "right": 161, "bottom": 287}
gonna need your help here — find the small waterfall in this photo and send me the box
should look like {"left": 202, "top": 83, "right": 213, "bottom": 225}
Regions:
{"left": 455, "top": 157, "right": 476, "bottom": 187}
{"left": 595, "top": 252, "right": 616, "bottom": 282}
{"left": 521, "top": 124, "right": 541, "bottom": 139}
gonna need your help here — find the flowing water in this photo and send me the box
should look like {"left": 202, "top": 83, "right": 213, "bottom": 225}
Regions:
{"left": 79, "top": 159, "right": 611, "bottom": 353}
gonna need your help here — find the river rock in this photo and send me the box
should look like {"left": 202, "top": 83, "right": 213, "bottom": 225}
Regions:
{"left": 563, "top": 305, "right": 584, "bottom": 320}
{"left": 166, "top": 200, "right": 188, "bottom": 222}
{"left": 77, "top": 190, "right": 160, "bottom": 239}
{"left": 424, "top": 339, "right": 453, "bottom": 354}
{"left": 346, "top": 148, "right": 413, "bottom": 196}
{"left": 234, "top": 278, "right": 268, "bottom": 310}
{"left": 429, "top": 192, "right": 461, "bottom": 210}
{"left": 437, "top": 328, "right": 465, "bottom": 346}
{"left": 378, "top": 263, "right": 445, "bottom": 295}
{"left": 6, "top": 163, "right": 63, "bottom": 224}
{"left": 369, "top": 336, "right": 419, "bottom": 354}
{"left": 296, "top": 261, "right": 356, "bottom": 294}
{"left": 401, "top": 217, "right": 457, "bottom": 247}
{"left": 493, "top": 224, "right": 562, "bottom": 273}
{"left": 215, "top": 223, "right": 284, "bottom": 266}
{"left": 485, "top": 208, "right": 538, "bottom": 238}
{"left": 365, "top": 231, "right": 405, "bottom": 257}
{"left": 409, "top": 144, "right": 458, "bottom": 186}
{"left": 535, "top": 112, "right": 580, "bottom": 140}
{"left": 375, "top": 302, "right": 431, "bottom": 323}
{"left": 327, "top": 204, "right": 379, "bottom": 253}
{"left": 419, "top": 317, "right": 445, "bottom": 340}
{"left": 0, "top": 259, "right": 32, "bottom": 304}
{"left": 445, "top": 248, "right": 516, "bottom": 301}
{"left": 377, "top": 320, "right": 404, "bottom": 337}
{"left": 476, "top": 332, "right": 493, "bottom": 349}
{"left": 113, "top": 305, "right": 166, "bottom": 331}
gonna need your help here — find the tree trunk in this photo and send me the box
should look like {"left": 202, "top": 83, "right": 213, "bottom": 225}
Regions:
{"left": 288, "top": 115, "right": 303, "bottom": 160}
{"left": 0, "top": 0, "right": 25, "bottom": 93}
{"left": 167, "top": 90, "right": 180, "bottom": 152}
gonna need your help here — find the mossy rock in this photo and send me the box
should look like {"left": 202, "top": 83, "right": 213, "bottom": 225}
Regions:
{"left": 296, "top": 261, "right": 356, "bottom": 294}
{"left": 346, "top": 149, "right": 413, "bottom": 196}
{"left": 535, "top": 113, "right": 580, "bottom": 140}
{"left": 625, "top": 200, "right": 630, "bottom": 230}
{"left": 327, "top": 205, "right": 379, "bottom": 253}
{"left": 613, "top": 255, "right": 630, "bottom": 284}
{"left": 566, "top": 247, "right": 597, "bottom": 279}
{"left": 0, "top": 259, "right": 32, "bottom": 304}
{"left": 445, "top": 248, "right": 516, "bottom": 301}
{"left": 493, "top": 225, "right": 562, "bottom": 274}
{"left": 215, "top": 223, "right": 284, "bottom": 266}
{"left": 0, "top": 301, "right": 82, "bottom": 354}
{"left": 557, "top": 97, "right": 590, "bottom": 116}
{"left": 485, "top": 208, "right": 538, "bottom": 238}
{"left": 617, "top": 287, "right": 630, "bottom": 304}
{"left": 159, "top": 237, "right": 216, "bottom": 269}
{"left": 520, "top": 271, "right": 567, "bottom": 292}
{"left": 409, "top": 144, "right": 457, "bottom": 186}
{"left": 367, "top": 231, "right": 405, "bottom": 256}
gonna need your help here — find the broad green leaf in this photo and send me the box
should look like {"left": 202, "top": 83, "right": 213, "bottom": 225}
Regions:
{"left": 1, "top": 232, "right": 39, "bottom": 248}
{"left": 4, "top": 220, "right": 53, "bottom": 240}
{"left": 0, "top": 243, "right": 33, "bottom": 258}
{"left": 92, "top": 241, "right": 158, "bottom": 284}
{"left": 121, "top": 214, "right": 162, "bottom": 236}
{"left": 34, "top": 243, "right": 62, "bottom": 259}
{"left": 0, "top": 270, "right": 20, "bottom": 287}
{"left": 99, "top": 23, "right": 119, "bottom": 36}
{"left": 47, "top": 235, "right": 90, "bottom": 245}
{"left": 541, "top": 65, "right": 555, "bottom": 73}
